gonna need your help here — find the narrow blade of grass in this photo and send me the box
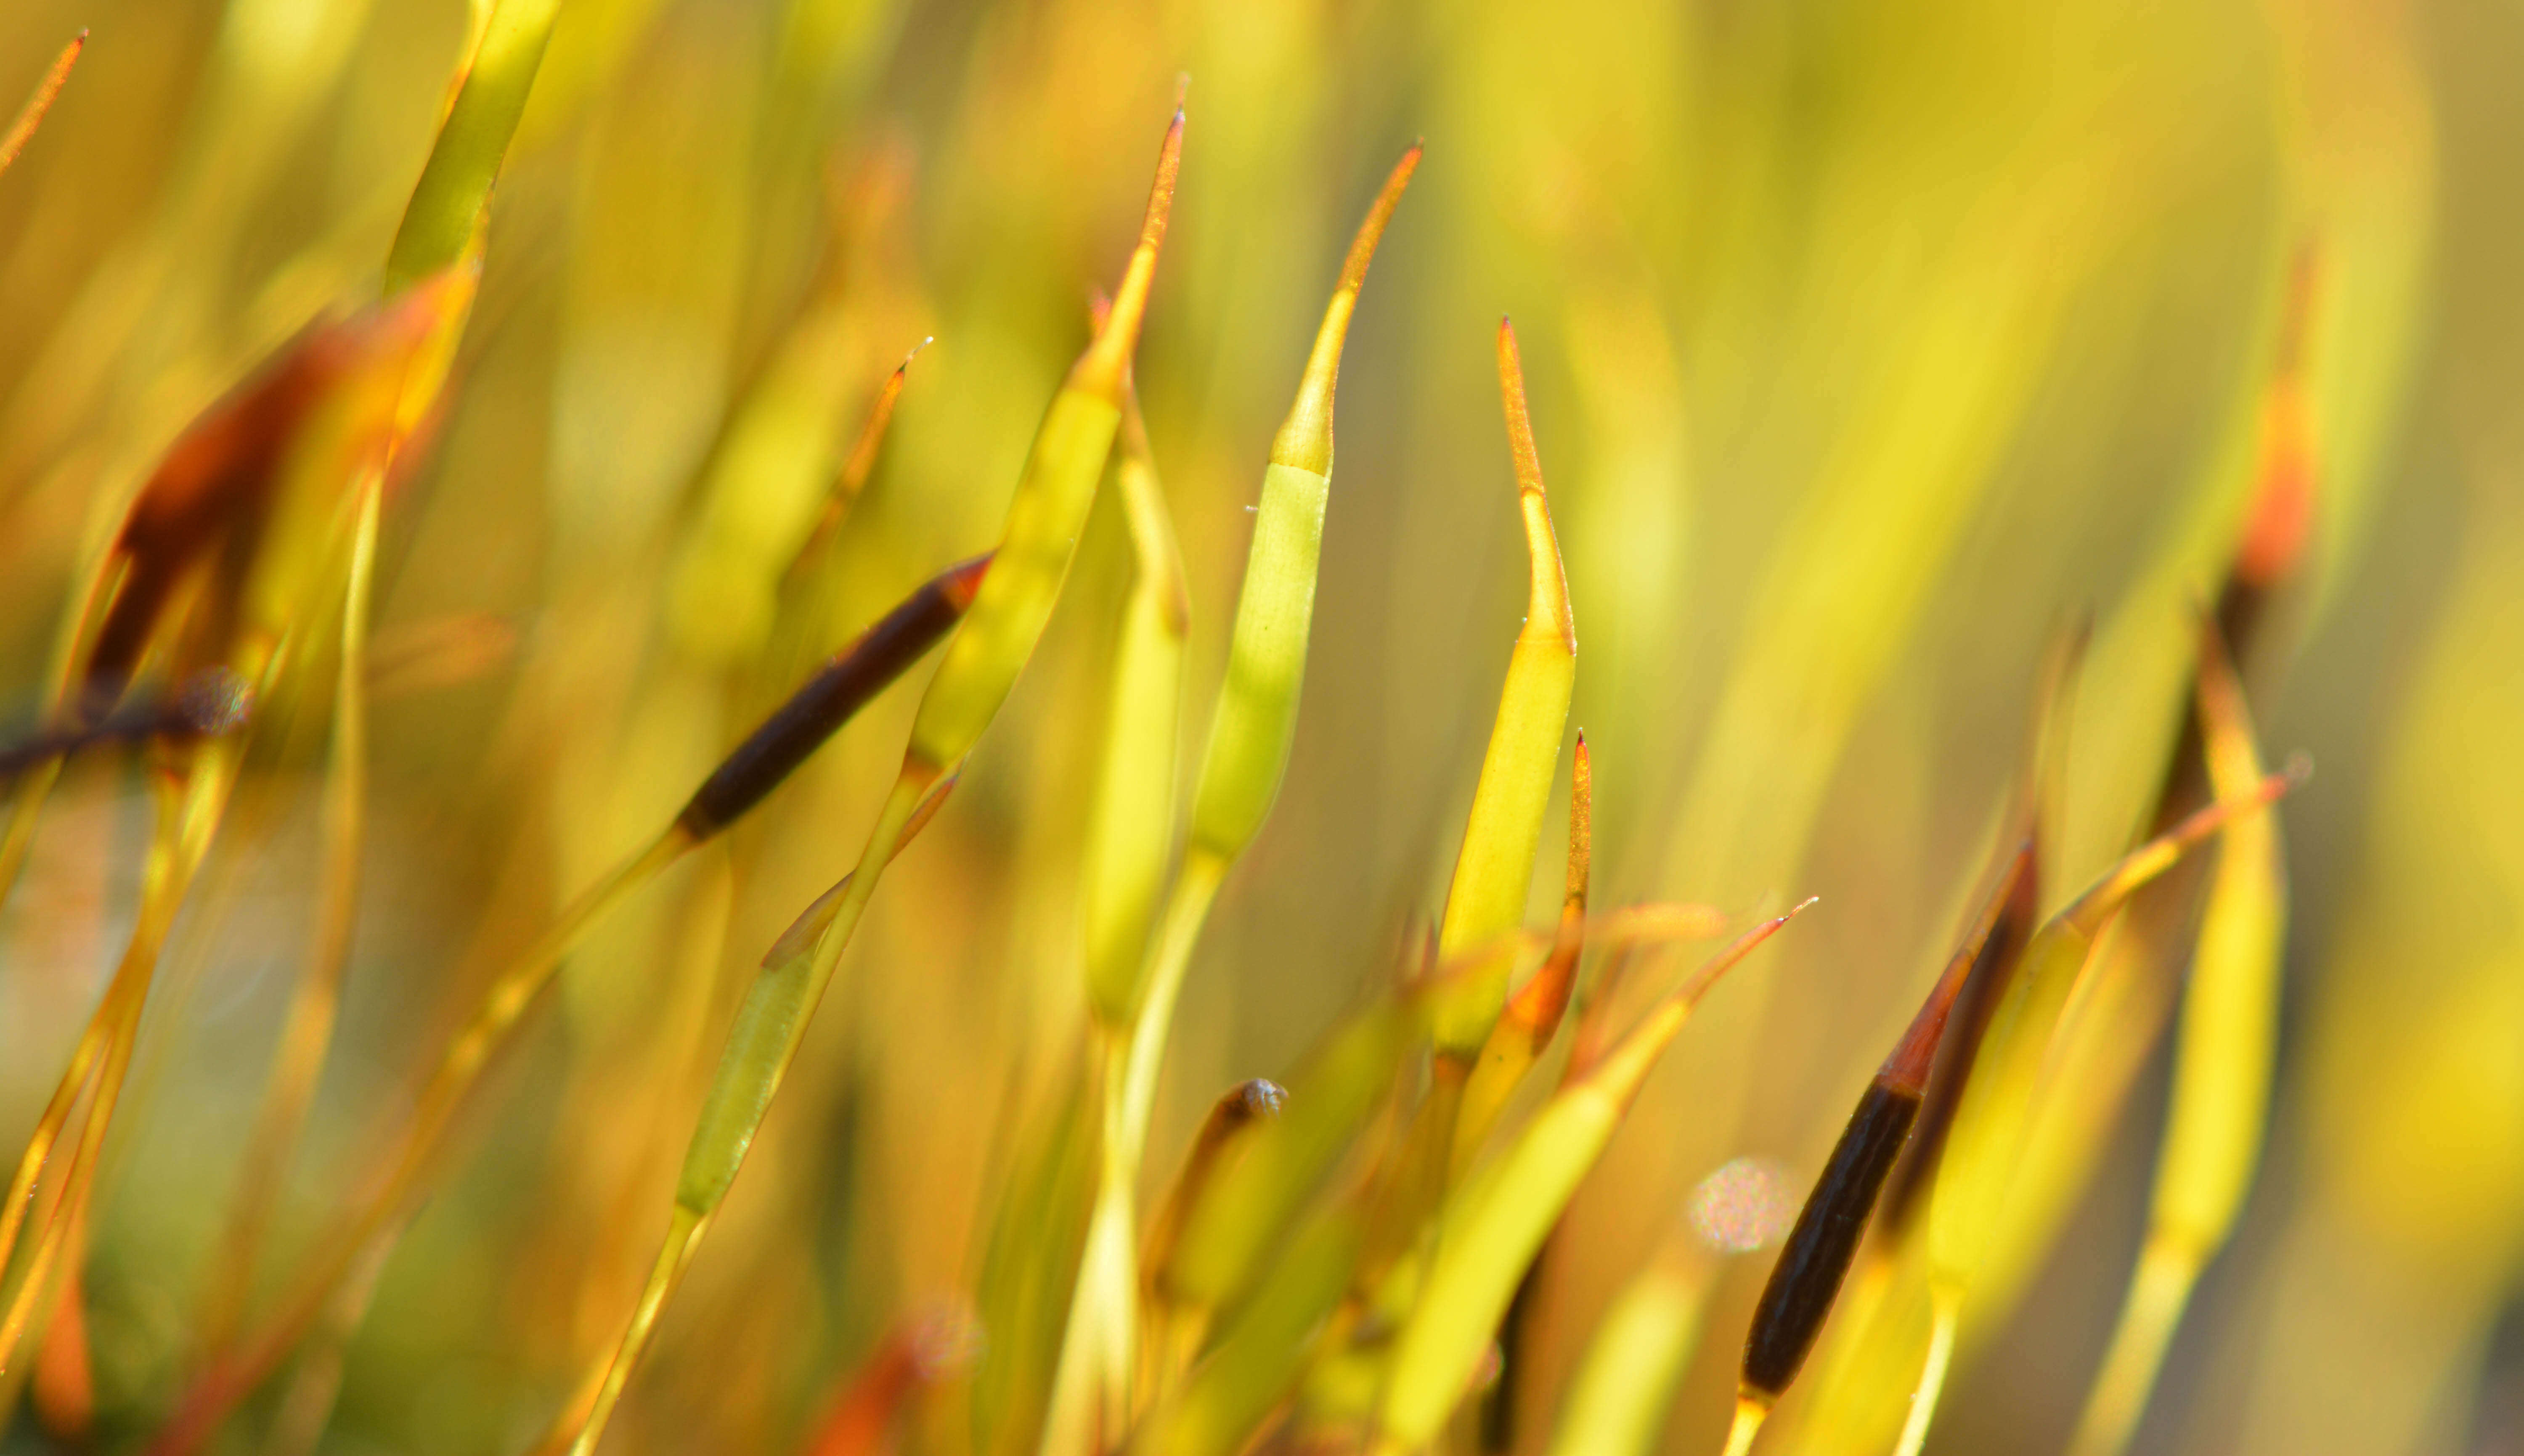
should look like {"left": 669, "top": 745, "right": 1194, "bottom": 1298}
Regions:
{"left": 2065, "top": 621, "right": 2285, "bottom": 1456}
{"left": 970, "top": 1054, "right": 1105, "bottom": 1456}
{"left": 1372, "top": 906, "right": 1808, "bottom": 1453}
{"left": 780, "top": 343, "right": 928, "bottom": 600}
{"left": 1059, "top": 140, "right": 1419, "bottom": 1454}
{"left": 1908, "top": 761, "right": 2303, "bottom": 1452}
{"left": 152, "top": 553, "right": 982, "bottom": 1453}
{"left": 1176, "top": 142, "right": 1421, "bottom": 867}
{"left": 1083, "top": 361, "right": 1189, "bottom": 1027}
{"left": 1125, "top": 1191, "right": 1365, "bottom": 1456}
{"left": 1728, "top": 838, "right": 2030, "bottom": 1445}
{"left": 382, "top": 0, "right": 564, "bottom": 290}
{"left": 195, "top": 475, "right": 383, "bottom": 1353}
{"left": 1543, "top": 1248, "right": 1708, "bottom": 1456}
{"left": 0, "top": 31, "right": 83, "bottom": 180}
{"left": 1457, "top": 731, "right": 1591, "bottom": 1165}
{"left": 1430, "top": 318, "right": 1578, "bottom": 1061}
{"left": 558, "top": 110, "right": 1185, "bottom": 1456}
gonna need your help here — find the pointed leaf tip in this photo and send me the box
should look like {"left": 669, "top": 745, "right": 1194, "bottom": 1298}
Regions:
{"left": 1072, "top": 106, "right": 1184, "bottom": 400}
{"left": 1270, "top": 143, "right": 1421, "bottom": 474}
{"left": 1332, "top": 145, "right": 1423, "bottom": 299}
{"left": 1494, "top": 318, "right": 1572, "bottom": 656}
{"left": 1, "top": 31, "right": 88, "bottom": 178}
{"left": 1880, "top": 853, "right": 2028, "bottom": 1096}
{"left": 1495, "top": 320, "right": 1545, "bottom": 499}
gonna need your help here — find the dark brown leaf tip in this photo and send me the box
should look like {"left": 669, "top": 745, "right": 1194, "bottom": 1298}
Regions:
{"left": 1230, "top": 1078, "right": 1289, "bottom": 1123}
{"left": 678, "top": 552, "right": 992, "bottom": 839}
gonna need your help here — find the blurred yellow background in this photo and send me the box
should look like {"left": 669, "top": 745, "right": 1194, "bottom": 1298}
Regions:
{"left": 0, "top": 0, "right": 2517, "bottom": 1451}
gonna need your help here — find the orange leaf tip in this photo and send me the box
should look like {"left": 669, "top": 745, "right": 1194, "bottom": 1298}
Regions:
{"left": 1071, "top": 107, "right": 1184, "bottom": 402}
{"left": 0, "top": 32, "right": 85, "bottom": 178}
{"left": 1272, "top": 143, "right": 1422, "bottom": 475}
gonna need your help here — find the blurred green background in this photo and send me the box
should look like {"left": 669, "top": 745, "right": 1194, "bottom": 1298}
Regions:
{"left": 0, "top": 0, "right": 2519, "bottom": 1451}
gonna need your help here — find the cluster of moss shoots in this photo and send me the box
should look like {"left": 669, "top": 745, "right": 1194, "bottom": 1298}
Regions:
{"left": 0, "top": 34, "right": 2318, "bottom": 1456}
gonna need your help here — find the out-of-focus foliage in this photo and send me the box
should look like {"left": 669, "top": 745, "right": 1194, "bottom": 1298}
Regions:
{"left": 0, "top": 0, "right": 2512, "bottom": 1453}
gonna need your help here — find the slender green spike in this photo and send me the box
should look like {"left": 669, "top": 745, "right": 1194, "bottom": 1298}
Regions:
{"left": 1545, "top": 1248, "right": 1708, "bottom": 1456}
{"left": 1733, "top": 835, "right": 2033, "bottom": 1433}
{"left": 907, "top": 114, "right": 1181, "bottom": 778}
{"left": 1183, "top": 142, "right": 1421, "bottom": 863}
{"left": 1458, "top": 731, "right": 1591, "bottom": 1165}
{"left": 1127, "top": 1196, "right": 1364, "bottom": 1456}
{"left": 559, "top": 111, "right": 1187, "bottom": 1456}
{"left": 1430, "top": 318, "right": 1578, "bottom": 1060}
{"left": 1059, "top": 146, "right": 1418, "bottom": 1444}
{"left": 972, "top": 1055, "right": 1105, "bottom": 1456}
{"left": 384, "top": 0, "right": 563, "bottom": 290}
{"left": 1109, "top": 138, "right": 1423, "bottom": 1273}
{"left": 1909, "top": 760, "right": 2302, "bottom": 1455}
{"left": 1372, "top": 907, "right": 1808, "bottom": 1453}
{"left": 2066, "top": 623, "right": 2286, "bottom": 1456}
{"left": 1084, "top": 369, "right": 1190, "bottom": 1028}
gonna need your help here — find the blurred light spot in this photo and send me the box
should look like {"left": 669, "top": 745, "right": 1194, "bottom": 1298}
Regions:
{"left": 176, "top": 669, "right": 253, "bottom": 735}
{"left": 1687, "top": 1156, "right": 1795, "bottom": 1253}
{"left": 1236, "top": 1078, "right": 1288, "bottom": 1120}
{"left": 910, "top": 1297, "right": 986, "bottom": 1381}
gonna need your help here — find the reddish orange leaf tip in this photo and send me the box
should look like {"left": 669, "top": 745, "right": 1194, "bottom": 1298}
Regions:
{"left": 2070, "top": 766, "right": 2300, "bottom": 935}
{"left": 1143, "top": 108, "right": 1187, "bottom": 252}
{"left": 801, "top": 1302, "right": 982, "bottom": 1456}
{"left": 940, "top": 551, "right": 995, "bottom": 612}
{"left": 1271, "top": 142, "right": 1421, "bottom": 474}
{"left": 1496, "top": 319, "right": 1546, "bottom": 502}
{"left": 1879, "top": 839, "right": 2035, "bottom": 1095}
{"left": 843, "top": 354, "right": 913, "bottom": 465}
{"left": 786, "top": 347, "right": 934, "bottom": 584}
{"left": 0, "top": 31, "right": 85, "bottom": 179}
{"left": 2235, "top": 421, "right": 2314, "bottom": 589}
{"left": 1570, "top": 906, "right": 1809, "bottom": 1088}
{"left": 1071, "top": 106, "right": 1184, "bottom": 401}
{"left": 1564, "top": 733, "right": 1592, "bottom": 911}
{"left": 1333, "top": 143, "right": 1423, "bottom": 299}
{"left": 1685, "top": 896, "right": 1817, "bottom": 989}
{"left": 1501, "top": 746, "right": 1595, "bottom": 1046}
{"left": 2238, "top": 243, "right": 2322, "bottom": 588}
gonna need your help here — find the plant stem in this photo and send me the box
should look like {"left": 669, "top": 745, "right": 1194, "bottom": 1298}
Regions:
{"left": 1891, "top": 1287, "right": 1960, "bottom": 1456}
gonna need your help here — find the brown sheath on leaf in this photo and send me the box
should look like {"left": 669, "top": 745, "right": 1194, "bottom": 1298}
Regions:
{"left": 1742, "top": 837, "right": 2036, "bottom": 1403}
{"left": 675, "top": 551, "right": 993, "bottom": 839}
